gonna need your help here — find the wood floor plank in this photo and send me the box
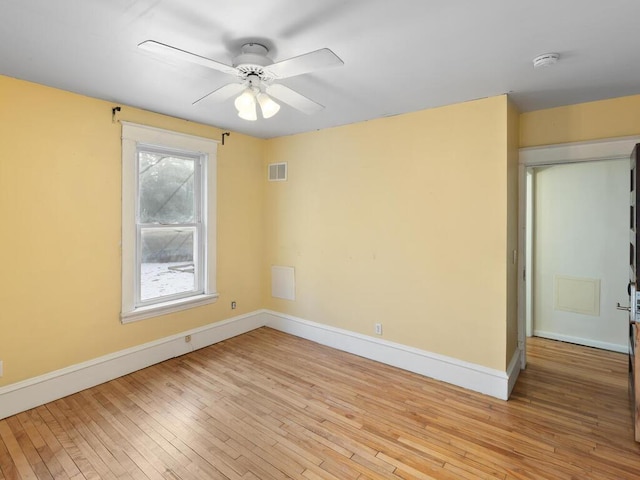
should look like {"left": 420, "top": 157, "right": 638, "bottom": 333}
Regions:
{"left": 91, "top": 387, "right": 220, "bottom": 479}
{"left": 45, "top": 401, "right": 118, "bottom": 480}
{"left": 2, "top": 329, "right": 640, "bottom": 479}
{"left": 14, "top": 412, "right": 65, "bottom": 480}
{"left": 0, "top": 418, "right": 39, "bottom": 479}
{"left": 0, "top": 420, "right": 22, "bottom": 479}
{"left": 34, "top": 406, "right": 95, "bottom": 480}
{"left": 59, "top": 395, "right": 145, "bottom": 479}
{"left": 6, "top": 415, "right": 53, "bottom": 479}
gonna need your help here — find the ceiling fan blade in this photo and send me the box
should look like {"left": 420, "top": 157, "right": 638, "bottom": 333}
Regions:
{"left": 266, "top": 84, "right": 324, "bottom": 115}
{"left": 193, "top": 82, "right": 245, "bottom": 105}
{"left": 138, "top": 40, "right": 238, "bottom": 76}
{"left": 263, "top": 48, "right": 343, "bottom": 79}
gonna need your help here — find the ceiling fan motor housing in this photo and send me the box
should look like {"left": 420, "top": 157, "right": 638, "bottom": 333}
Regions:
{"left": 233, "top": 43, "right": 273, "bottom": 78}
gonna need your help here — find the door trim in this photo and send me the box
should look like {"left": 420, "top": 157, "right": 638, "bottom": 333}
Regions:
{"left": 517, "top": 135, "right": 640, "bottom": 369}
{"left": 520, "top": 135, "right": 640, "bottom": 166}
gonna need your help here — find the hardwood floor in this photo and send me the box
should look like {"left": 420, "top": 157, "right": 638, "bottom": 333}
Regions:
{"left": 1, "top": 328, "right": 639, "bottom": 479}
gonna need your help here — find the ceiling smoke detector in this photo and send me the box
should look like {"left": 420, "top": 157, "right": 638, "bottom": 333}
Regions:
{"left": 533, "top": 53, "right": 560, "bottom": 68}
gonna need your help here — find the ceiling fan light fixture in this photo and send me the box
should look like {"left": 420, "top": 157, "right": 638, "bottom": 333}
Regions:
{"left": 234, "top": 88, "right": 255, "bottom": 111}
{"left": 140, "top": 40, "right": 343, "bottom": 120}
{"left": 234, "top": 87, "right": 257, "bottom": 121}
{"left": 237, "top": 103, "right": 257, "bottom": 121}
{"left": 257, "top": 92, "right": 280, "bottom": 119}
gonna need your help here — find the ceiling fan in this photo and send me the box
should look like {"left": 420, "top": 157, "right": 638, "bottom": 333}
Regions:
{"left": 138, "top": 40, "right": 344, "bottom": 121}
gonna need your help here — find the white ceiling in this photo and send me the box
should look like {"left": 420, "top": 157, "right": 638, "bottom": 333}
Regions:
{"left": 2, "top": 0, "right": 640, "bottom": 139}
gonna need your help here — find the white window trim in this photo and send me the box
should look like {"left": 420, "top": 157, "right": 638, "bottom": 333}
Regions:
{"left": 121, "top": 122, "right": 219, "bottom": 323}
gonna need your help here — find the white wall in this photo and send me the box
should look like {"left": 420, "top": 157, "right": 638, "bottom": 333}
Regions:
{"left": 533, "top": 159, "right": 628, "bottom": 352}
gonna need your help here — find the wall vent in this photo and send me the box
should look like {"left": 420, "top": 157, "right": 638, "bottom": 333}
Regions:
{"left": 268, "top": 162, "right": 287, "bottom": 181}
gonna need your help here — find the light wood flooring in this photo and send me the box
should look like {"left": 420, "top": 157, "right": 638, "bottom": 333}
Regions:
{"left": 1, "top": 328, "right": 639, "bottom": 479}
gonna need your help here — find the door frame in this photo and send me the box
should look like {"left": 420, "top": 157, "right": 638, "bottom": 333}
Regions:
{"left": 517, "top": 136, "right": 640, "bottom": 369}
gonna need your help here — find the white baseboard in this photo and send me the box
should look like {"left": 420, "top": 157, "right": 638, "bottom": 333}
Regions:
{"left": 0, "top": 309, "right": 518, "bottom": 420}
{"left": 533, "top": 330, "right": 628, "bottom": 353}
{"left": 263, "top": 310, "right": 516, "bottom": 400}
{"left": 0, "top": 311, "right": 267, "bottom": 420}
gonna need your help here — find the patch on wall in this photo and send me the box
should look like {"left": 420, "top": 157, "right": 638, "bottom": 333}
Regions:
{"left": 554, "top": 275, "right": 600, "bottom": 316}
{"left": 271, "top": 265, "right": 295, "bottom": 300}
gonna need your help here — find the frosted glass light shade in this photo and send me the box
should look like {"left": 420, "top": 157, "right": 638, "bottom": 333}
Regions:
{"left": 235, "top": 88, "right": 257, "bottom": 121}
{"left": 257, "top": 93, "right": 280, "bottom": 119}
{"left": 234, "top": 89, "right": 254, "bottom": 110}
{"left": 238, "top": 104, "right": 257, "bottom": 121}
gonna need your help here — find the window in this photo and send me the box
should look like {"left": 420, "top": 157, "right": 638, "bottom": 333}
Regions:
{"left": 121, "top": 123, "right": 218, "bottom": 323}
{"left": 137, "top": 148, "right": 201, "bottom": 303}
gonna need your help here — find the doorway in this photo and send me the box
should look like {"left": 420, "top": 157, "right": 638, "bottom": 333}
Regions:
{"left": 527, "top": 160, "right": 627, "bottom": 351}
{"left": 518, "top": 137, "right": 640, "bottom": 368}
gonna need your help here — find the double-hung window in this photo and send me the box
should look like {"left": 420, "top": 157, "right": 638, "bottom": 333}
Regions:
{"left": 121, "top": 123, "right": 218, "bottom": 322}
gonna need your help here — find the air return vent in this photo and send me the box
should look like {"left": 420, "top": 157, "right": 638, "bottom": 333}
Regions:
{"left": 268, "top": 162, "right": 287, "bottom": 181}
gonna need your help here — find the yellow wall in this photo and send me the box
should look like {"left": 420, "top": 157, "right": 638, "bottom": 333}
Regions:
{"left": 506, "top": 99, "right": 520, "bottom": 364}
{"left": 6, "top": 75, "right": 637, "bottom": 390}
{"left": 263, "top": 95, "right": 514, "bottom": 371}
{"left": 1, "top": 73, "right": 524, "bottom": 389}
{"left": 520, "top": 94, "right": 640, "bottom": 147}
{"left": 0, "top": 75, "right": 265, "bottom": 386}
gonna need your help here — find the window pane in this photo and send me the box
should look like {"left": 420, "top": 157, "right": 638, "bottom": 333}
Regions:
{"left": 140, "top": 227, "right": 196, "bottom": 301}
{"left": 138, "top": 151, "right": 195, "bottom": 224}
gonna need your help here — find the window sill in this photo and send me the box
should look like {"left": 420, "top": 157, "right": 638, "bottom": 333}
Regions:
{"left": 121, "top": 293, "right": 219, "bottom": 324}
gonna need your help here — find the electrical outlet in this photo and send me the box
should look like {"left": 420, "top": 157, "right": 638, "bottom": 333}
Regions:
{"left": 375, "top": 323, "right": 383, "bottom": 335}
{"left": 231, "top": 301, "right": 237, "bottom": 310}
{"left": 185, "top": 335, "right": 191, "bottom": 343}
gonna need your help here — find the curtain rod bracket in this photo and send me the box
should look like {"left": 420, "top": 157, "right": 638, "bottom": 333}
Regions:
{"left": 222, "top": 132, "right": 230, "bottom": 145}
{"left": 112, "top": 106, "right": 121, "bottom": 123}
